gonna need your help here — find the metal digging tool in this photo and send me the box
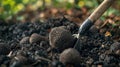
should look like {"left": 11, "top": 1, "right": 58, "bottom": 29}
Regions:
{"left": 74, "top": 0, "right": 114, "bottom": 51}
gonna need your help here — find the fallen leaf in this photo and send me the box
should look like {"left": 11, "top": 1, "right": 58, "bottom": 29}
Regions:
{"left": 105, "top": 31, "right": 112, "bottom": 37}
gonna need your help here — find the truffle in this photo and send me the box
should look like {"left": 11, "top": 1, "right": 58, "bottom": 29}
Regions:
{"left": 49, "top": 26, "right": 75, "bottom": 51}
{"left": 29, "top": 33, "right": 47, "bottom": 44}
{"left": 59, "top": 48, "right": 81, "bottom": 65}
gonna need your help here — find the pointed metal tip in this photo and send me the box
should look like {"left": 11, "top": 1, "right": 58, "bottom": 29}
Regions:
{"left": 79, "top": 19, "right": 94, "bottom": 35}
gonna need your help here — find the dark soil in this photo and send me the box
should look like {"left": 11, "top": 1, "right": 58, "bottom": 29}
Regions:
{"left": 0, "top": 16, "right": 120, "bottom": 67}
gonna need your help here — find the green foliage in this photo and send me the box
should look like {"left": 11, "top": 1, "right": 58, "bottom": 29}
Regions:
{"left": 0, "top": 0, "right": 120, "bottom": 20}
{"left": 52, "top": 0, "right": 74, "bottom": 9}
{"left": 0, "top": 0, "right": 38, "bottom": 20}
{"left": 104, "top": 8, "right": 120, "bottom": 16}
{"left": 85, "top": 0, "right": 98, "bottom": 7}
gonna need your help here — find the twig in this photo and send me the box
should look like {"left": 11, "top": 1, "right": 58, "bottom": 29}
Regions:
{"left": 36, "top": 56, "right": 52, "bottom": 62}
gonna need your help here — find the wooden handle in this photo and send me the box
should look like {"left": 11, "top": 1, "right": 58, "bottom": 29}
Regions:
{"left": 88, "top": 0, "right": 114, "bottom": 22}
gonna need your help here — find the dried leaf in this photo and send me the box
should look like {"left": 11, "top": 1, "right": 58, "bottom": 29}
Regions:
{"left": 105, "top": 31, "right": 112, "bottom": 37}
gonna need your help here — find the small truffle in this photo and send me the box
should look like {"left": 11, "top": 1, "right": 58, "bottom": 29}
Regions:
{"left": 20, "top": 37, "right": 30, "bottom": 44}
{"left": 59, "top": 48, "right": 81, "bottom": 65}
{"left": 29, "top": 33, "right": 47, "bottom": 44}
{"left": 49, "top": 26, "right": 75, "bottom": 51}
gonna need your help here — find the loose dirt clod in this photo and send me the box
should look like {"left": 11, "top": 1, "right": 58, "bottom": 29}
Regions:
{"left": 89, "top": 25, "right": 99, "bottom": 34}
{"left": 110, "top": 42, "right": 120, "bottom": 55}
{"left": 59, "top": 48, "right": 81, "bottom": 65}
{"left": 29, "top": 33, "right": 47, "bottom": 44}
{"left": 10, "top": 55, "right": 28, "bottom": 67}
{"left": 20, "top": 37, "right": 30, "bottom": 44}
{"left": 49, "top": 26, "right": 75, "bottom": 51}
{"left": 0, "top": 15, "right": 120, "bottom": 66}
{"left": 14, "top": 55, "right": 28, "bottom": 64}
{"left": 0, "top": 43, "right": 10, "bottom": 55}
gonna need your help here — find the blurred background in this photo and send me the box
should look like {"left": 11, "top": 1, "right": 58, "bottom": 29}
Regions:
{"left": 0, "top": 0, "right": 120, "bottom": 23}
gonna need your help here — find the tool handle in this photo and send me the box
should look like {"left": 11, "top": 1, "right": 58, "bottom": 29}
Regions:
{"left": 88, "top": 0, "right": 114, "bottom": 22}
{"left": 79, "top": 0, "right": 114, "bottom": 35}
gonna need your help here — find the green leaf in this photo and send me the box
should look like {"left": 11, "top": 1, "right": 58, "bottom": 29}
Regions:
{"left": 15, "top": 0, "right": 23, "bottom": 4}
{"left": 22, "top": 0, "right": 29, "bottom": 4}
{"left": 103, "top": 8, "right": 120, "bottom": 16}
{"left": 4, "top": 4, "right": 11, "bottom": 11}
{"left": 66, "top": 2, "right": 73, "bottom": 9}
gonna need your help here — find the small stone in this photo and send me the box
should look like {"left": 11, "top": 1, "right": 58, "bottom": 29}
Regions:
{"left": 99, "top": 28, "right": 107, "bottom": 34}
{"left": 86, "top": 58, "right": 94, "bottom": 65}
{"left": 29, "top": 33, "right": 47, "bottom": 44}
{"left": 0, "top": 43, "right": 10, "bottom": 55}
{"left": 49, "top": 26, "right": 75, "bottom": 51}
{"left": 110, "top": 42, "right": 120, "bottom": 55}
{"left": 97, "top": 65, "right": 102, "bottom": 67}
{"left": 20, "top": 37, "right": 30, "bottom": 44}
{"left": 101, "top": 44, "right": 105, "bottom": 48}
{"left": 115, "top": 50, "right": 120, "bottom": 56}
{"left": 59, "top": 48, "right": 81, "bottom": 65}
{"left": 13, "top": 55, "right": 28, "bottom": 65}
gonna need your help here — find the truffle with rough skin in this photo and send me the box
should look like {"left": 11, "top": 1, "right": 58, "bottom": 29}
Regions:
{"left": 49, "top": 26, "right": 75, "bottom": 51}
{"left": 29, "top": 33, "right": 48, "bottom": 44}
{"left": 59, "top": 48, "right": 81, "bottom": 65}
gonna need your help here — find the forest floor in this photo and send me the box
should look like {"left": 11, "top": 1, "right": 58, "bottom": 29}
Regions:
{"left": 0, "top": 7, "right": 120, "bottom": 67}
